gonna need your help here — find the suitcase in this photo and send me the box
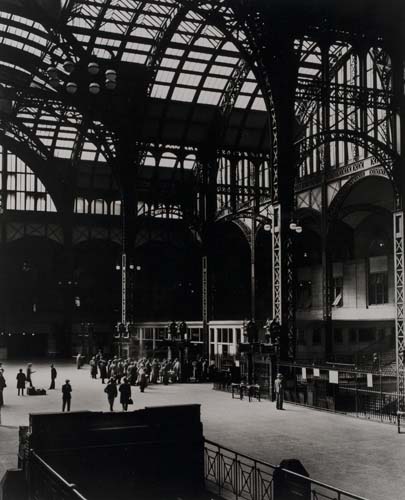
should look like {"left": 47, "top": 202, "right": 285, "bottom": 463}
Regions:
{"left": 27, "top": 387, "right": 36, "bottom": 396}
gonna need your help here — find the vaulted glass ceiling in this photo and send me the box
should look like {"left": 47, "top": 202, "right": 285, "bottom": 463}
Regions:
{"left": 0, "top": 0, "right": 271, "bottom": 168}
{"left": 0, "top": 0, "right": 395, "bottom": 172}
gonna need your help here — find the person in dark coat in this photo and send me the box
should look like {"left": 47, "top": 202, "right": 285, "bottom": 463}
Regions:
{"left": 139, "top": 368, "right": 148, "bottom": 391}
{"left": 0, "top": 369, "right": 6, "bottom": 405}
{"left": 119, "top": 378, "right": 132, "bottom": 411}
{"left": 90, "top": 357, "right": 97, "bottom": 379}
{"left": 99, "top": 360, "right": 107, "bottom": 384}
{"left": 274, "top": 373, "right": 284, "bottom": 410}
{"left": 104, "top": 378, "right": 118, "bottom": 411}
{"left": 62, "top": 379, "right": 72, "bottom": 412}
{"left": 49, "top": 364, "right": 57, "bottom": 390}
{"left": 16, "top": 369, "right": 26, "bottom": 396}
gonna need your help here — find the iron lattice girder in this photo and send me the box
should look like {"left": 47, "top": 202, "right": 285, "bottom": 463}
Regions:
{"left": 394, "top": 211, "right": 405, "bottom": 412}
{"left": 296, "top": 129, "right": 399, "bottom": 181}
{"left": 216, "top": 183, "right": 271, "bottom": 198}
{"left": 296, "top": 80, "right": 393, "bottom": 110}
{"left": 219, "top": 59, "right": 250, "bottom": 116}
{"left": 0, "top": 113, "right": 51, "bottom": 161}
{"left": 5, "top": 86, "right": 118, "bottom": 165}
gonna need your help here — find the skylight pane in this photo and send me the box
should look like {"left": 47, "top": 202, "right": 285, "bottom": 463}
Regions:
{"left": 172, "top": 87, "right": 196, "bottom": 102}
{"left": 198, "top": 90, "right": 221, "bottom": 105}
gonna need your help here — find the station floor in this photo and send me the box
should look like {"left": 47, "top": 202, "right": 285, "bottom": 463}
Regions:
{"left": 0, "top": 359, "right": 404, "bottom": 500}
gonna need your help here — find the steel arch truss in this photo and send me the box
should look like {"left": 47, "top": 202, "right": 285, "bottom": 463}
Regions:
{"left": 296, "top": 129, "right": 399, "bottom": 185}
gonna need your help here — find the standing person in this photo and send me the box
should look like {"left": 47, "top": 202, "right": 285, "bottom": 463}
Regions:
{"left": 26, "top": 363, "right": 35, "bottom": 388}
{"left": 119, "top": 378, "right": 131, "bottom": 411}
{"left": 16, "top": 369, "right": 26, "bottom": 396}
{"left": 139, "top": 367, "right": 148, "bottom": 392}
{"left": 49, "top": 364, "right": 57, "bottom": 390}
{"left": 62, "top": 379, "right": 72, "bottom": 412}
{"left": 274, "top": 373, "right": 284, "bottom": 410}
{"left": 99, "top": 359, "right": 107, "bottom": 384}
{"left": 0, "top": 369, "right": 6, "bottom": 406}
{"left": 76, "top": 353, "right": 82, "bottom": 369}
{"left": 90, "top": 357, "right": 97, "bottom": 379}
{"left": 104, "top": 378, "right": 117, "bottom": 411}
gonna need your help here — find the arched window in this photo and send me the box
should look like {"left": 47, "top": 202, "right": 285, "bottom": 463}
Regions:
{"left": 74, "top": 197, "right": 89, "bottom": 214}
{"left": 3, "top": 150, "right": 57, "bottom": 212}
{"left": 110, "top": 200, "right": 121, "bottom": 216}
{"left": 90, "top": 199, "right": 108, "bottom": 215}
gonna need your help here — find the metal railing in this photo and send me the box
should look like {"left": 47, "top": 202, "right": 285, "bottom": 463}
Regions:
{"left": 204, "top": 440, "right": 370, "bottom": 500}
{"left": 28, "top": 451, "right": 87, "bottom": 500}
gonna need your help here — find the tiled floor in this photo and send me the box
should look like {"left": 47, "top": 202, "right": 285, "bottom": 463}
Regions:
{"left": 0, "top": 359, "right": 403, "bottom": 500}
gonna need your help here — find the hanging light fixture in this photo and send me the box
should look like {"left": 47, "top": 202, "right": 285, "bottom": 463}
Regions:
{"left": 295, "top": 225, "right": 303, "bottom": 234}
{"left": 289, "top": 221, "right": 297, "bottom": 231}
{"left": 63, "top": 60, "right": 75, "bottom": 74}
{"left": 105, "top": 78, "right": 117, "bottom": 90}
{"left": 47, "top": 66, "right": 58, "bottom": 79}
{"left": 66, "top": 82, "right": 78, "bottom": 95}
{"left": 49, "top": 78, "right": 60, "bottom": 88}
{"left": 105, "top": 69, "right": 117, "bottom": 82}
{"left": 263, "top": 223, "right": 271, "bottom": 232}
{"left": 88, "top": 61, "right": 100, "bottom": 75}
{"left": 89, "top": 82, "right": 101, "bottom": 95}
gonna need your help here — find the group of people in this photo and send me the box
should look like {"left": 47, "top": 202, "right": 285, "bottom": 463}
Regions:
{"left": 78, "top": 351, "right": 216, "bottom": 412}
{"left": 0, "top": 351, "right": 219, "bottom": 414}
{"left": 84, "top": 351, "right": 214, "bottom": 387}
{"left": 0, "top": 362, "right": 59, "bottom": 406}
{"left": 15, "top": 363, "right": 57, "bottom": 395}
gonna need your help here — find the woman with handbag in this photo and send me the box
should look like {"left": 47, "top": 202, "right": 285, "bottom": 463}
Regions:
{"left": 119, "top": 378, "right": 132, "bottom": 411}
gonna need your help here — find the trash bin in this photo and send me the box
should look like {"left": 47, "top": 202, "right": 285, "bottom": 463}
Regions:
{"left": 273, "top": 459, "right": 311, "bottom": 500}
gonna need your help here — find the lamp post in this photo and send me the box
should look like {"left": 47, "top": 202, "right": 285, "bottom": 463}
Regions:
{"left": 115, "top": 258, "right": 139, "bottom": 356}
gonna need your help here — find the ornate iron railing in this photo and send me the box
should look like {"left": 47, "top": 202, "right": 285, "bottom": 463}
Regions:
{"left": 204, "top": 440, "right": 370, "bottom": 500}
{"left": 28, "top": 451, "right": 87, "bottom": 500}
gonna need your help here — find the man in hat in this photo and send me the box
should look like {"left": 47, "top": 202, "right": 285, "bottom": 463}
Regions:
{"left": 62, "top": 379, "right": 72, "bottom": 412}
{"left": 274, "top": 373, "right": 284, "bottom": 410}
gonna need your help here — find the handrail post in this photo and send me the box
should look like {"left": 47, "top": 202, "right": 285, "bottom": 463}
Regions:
{"left": 235, "top": 451, "right": 239, "bottom": 499}
{"left": 217, "top": 444, "right": 221, "bottom": 497}
{"left": 253, "top": 459, "right": 258, "bottom": 500}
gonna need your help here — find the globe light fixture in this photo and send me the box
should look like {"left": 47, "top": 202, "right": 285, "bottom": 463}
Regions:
{"left": 105, "top": 69, "right": 117, "bottom": 82}
{"left": 263, "top": 223, "right": 271, "bottom": 232}
{"left": 47, "top": 66, "right": 58, "bottom": 78}
{"left": 295, "top": 225, "right": 303, "bottom": 233}
{"left": 66, "top": 81, "right": 78, "bottom": 94}
{"left": 88, "top": 61, "right": 100, "bottom": 75}
{"left": 89, "top": 82, "right": 101, "bottom": 95}
{"left": 49, "top": 77, "right": 60, "bottom": 88}
{"left": 63, "top": 60, "right": 75, "bottom": 74}
{"left": 289, "top": 221, "right": 297, "bottom": 231}
{"left": 105, "top": 78, "right": 117, "bottom": 90}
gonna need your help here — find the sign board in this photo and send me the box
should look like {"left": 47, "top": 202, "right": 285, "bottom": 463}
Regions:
{"left": 367, "top": 373, "right": 373, "bottom": 388}
{"left": 329, "top": 370, "right": 339, "bottom": 384}
{"left": 313, "top": 368, "right": 320, "bottom": 377}
{"left": 301, "top": 367, "right": 307, "bottom": 380}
